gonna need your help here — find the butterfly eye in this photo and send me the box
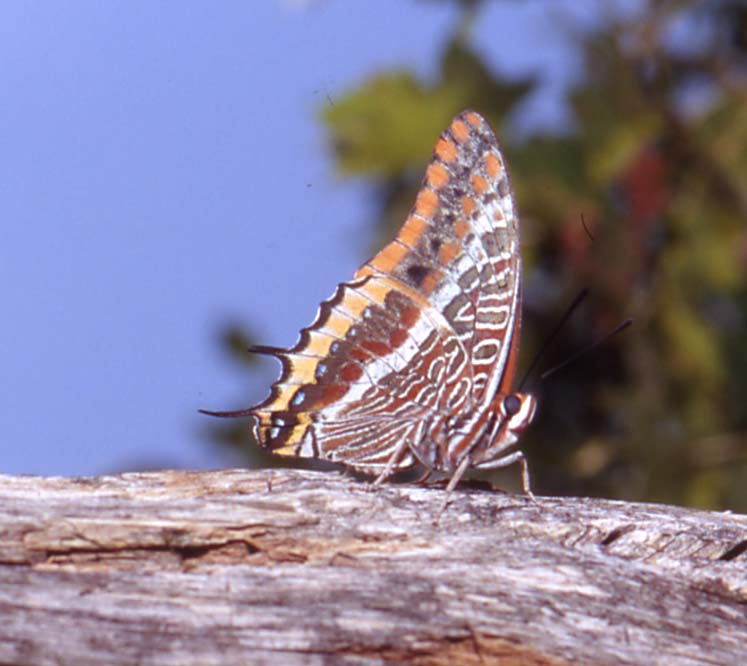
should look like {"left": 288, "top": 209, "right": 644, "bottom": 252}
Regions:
{"left": 504, "top": 394, "right": 521, "bottom": 416}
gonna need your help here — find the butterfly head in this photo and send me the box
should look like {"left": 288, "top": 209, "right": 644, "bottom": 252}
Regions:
{"left": 472, "top": 391, "right": 537, "bottom": 468}
{"left": 501, "top": 392, "right": 537, "bottom": 435}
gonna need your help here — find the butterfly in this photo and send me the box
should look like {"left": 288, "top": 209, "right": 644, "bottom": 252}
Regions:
{"left": 202, "top": 110, "right": 537, "bottom": 496}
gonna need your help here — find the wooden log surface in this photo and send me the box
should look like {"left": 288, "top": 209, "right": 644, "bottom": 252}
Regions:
{"left": 1, "top": 467, "right": 746, "bottom": 665}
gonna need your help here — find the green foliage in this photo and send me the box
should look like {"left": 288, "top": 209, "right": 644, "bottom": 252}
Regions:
{"left": 322, "top": 42, "right": 533, "bottom": 178}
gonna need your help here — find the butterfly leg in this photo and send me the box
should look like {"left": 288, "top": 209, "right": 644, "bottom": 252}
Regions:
{"left": 414, "top": 468, "right": 434, "bottom": 484}
{"left": 517, "top": 453, "right": 536, "bottom": 501}
{"left": 431, "top": 455, "right": 473, "bottom": 519}
{"left": 403, "top": 436, "right": 439, "bottom": 485}
{"left": 477, "top": 451, "right": 536, "bottom": 501}
{"left": 445, "top": 454, "right": 473, "bottom": 493}
{"left": 373, "top": 438, "right": 411, "bottom": 486}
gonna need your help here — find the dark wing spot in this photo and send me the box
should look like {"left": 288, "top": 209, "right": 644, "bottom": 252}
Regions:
{"left": 405, "top": 264, "right": 430, "bottom": 287}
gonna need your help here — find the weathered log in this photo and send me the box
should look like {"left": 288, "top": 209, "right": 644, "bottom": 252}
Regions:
{"left": 0, "top": 468, "right": 745, "bottom": 665}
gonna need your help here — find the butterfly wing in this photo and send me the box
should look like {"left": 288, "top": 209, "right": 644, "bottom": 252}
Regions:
{"left": 250, "top": 277, "right": 463, "bottom": 471}
{"left": 250, "top": 111, "right": 524, "bottom": 473}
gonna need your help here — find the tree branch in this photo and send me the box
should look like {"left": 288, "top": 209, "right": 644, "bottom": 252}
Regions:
{"left": 1, "top": 468, "right": 745, "bottom": 665}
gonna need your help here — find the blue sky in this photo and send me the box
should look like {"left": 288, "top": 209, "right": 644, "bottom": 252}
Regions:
{"left": 0, "top": 1, "right": 636, "bottom": 476}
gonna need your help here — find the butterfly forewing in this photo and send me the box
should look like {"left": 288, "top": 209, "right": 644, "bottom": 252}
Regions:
{"left": 249, "top": 110, "right": 527, "bottom": 476}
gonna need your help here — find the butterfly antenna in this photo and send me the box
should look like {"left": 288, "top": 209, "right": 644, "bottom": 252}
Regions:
{"left": 540, "top": 319, "right": 633, "bottom": 383}
{"left": 580, "top": 213, "right": 595, "bottom": 241}
{"left": 518, "top": 288, "right": 589, "bottom": 392}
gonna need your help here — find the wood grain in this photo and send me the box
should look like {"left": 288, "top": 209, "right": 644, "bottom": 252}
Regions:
{"left": 1, "top": 468, "right": 745, "bottom": 665}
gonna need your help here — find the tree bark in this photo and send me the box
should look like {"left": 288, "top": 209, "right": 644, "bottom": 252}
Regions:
{"left": 0, "top": 468, "right": 745, "bottom": 665}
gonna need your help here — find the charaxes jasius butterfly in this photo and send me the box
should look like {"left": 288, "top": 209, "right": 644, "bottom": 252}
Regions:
{"left": 203, "top": 110, "right": 537, "bottom": 496}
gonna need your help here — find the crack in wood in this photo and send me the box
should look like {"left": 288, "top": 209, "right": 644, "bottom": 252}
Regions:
{"left": 599, "top": 525, "right": 635, "bottom": 546}
{"left": 718, "top": 539, "right": 747, "bottom": 562}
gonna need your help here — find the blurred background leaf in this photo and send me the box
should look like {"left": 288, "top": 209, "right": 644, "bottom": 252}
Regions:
{"left": 210, "top": 0, "right": 747, "bottom": 511}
